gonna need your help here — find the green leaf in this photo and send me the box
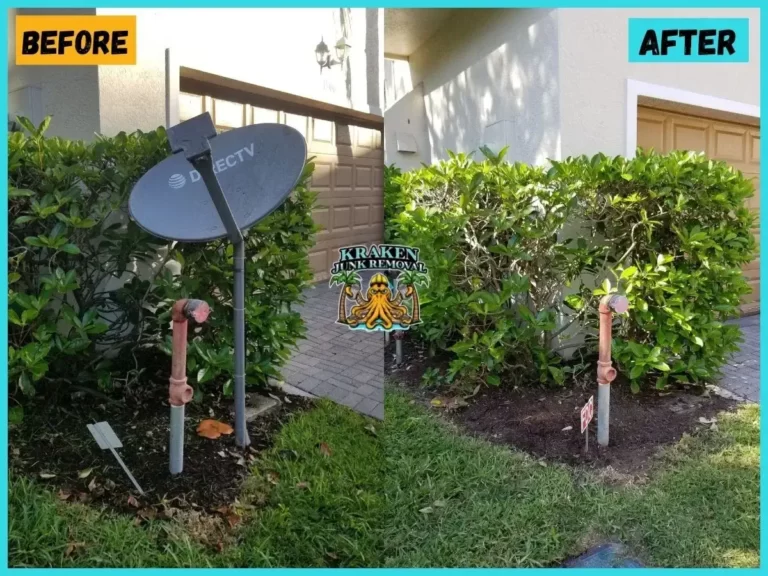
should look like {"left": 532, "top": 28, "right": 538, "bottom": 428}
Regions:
{"left": 16, "top": 116, "right": 37, "bottom": 135}
{"left": 620, "top": 266, "right": 638, "bottom": 280}
{"left": 486, "top": 374, "right": 500, "bottom": 386}
{"left": 60, "top": 243, "right": 81, "bottom": 255}
{"left": 9, "top": 405, "right": 24, "bottom": 425}
{"left": 9, "top": 188, "right": 34, "bottom": 198}
{"left": 24, "top": 237, "right": 44, "bottom": 247}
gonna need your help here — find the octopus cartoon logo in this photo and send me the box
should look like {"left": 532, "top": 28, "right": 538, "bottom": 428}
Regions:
{"left": 331, "top": 271, "right": 427, "bottom": 332}
{"left": 329, "top": 244, "right": 429, "bottom": 332}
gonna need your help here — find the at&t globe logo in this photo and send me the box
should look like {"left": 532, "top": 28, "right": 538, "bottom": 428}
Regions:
{"left": 168, "top": 173, "right": 186, "bottom": 189}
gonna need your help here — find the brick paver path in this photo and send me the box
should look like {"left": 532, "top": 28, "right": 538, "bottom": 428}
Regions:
{"left": 276, "top": 277, "right": 384, "bottom": 419}
{"left": 719, "top": 314, "right": 760, "bottom": 403}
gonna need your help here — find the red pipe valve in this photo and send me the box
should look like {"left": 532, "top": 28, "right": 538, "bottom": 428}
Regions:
{"left": 597, "top": 294, "right": 628, "bottom": 385}
{"left": 169, "top": 299, "right": 211, "bottom": 406}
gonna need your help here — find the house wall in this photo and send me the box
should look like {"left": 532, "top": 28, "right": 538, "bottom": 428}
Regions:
{"left": 384, "top": 82, "right": 431, "bottom": 172}
{"left": 8, "top": 8, "right": 383, "bottom": 139}
{"left": 385, "top": 8, "right": 561, "bottom": 168}
{"left": 558, "top": 8, "right": 761, "bottom": 158}
{"left": 8, "top": 8, "right": 101, "bottom": 140}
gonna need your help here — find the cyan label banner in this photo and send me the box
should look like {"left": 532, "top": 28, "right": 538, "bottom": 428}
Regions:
{"left": 628, "top": 18, "right": 749, "bottom": 63}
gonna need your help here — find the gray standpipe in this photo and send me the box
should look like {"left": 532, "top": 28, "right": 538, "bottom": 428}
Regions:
{"left": 596, "top": 294, "right": 629, "bottom": 447}
{"left": 169, "top": 299, "right": 211, "bottom": 475}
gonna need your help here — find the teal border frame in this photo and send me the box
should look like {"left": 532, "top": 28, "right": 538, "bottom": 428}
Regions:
{"left": 2, "top": 1, "right": 764, "bottom": 573}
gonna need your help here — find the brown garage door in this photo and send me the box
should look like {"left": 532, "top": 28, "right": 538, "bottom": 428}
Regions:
{"left": 178, "top": 92, "right": 384, "bottom": 282}
{"left": 637, "top": 105, "right": 760, "bottom": 315}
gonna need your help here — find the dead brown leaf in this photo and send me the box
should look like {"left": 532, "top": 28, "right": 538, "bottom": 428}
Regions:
{"left": 266, "top": 471, "right": 280, "bottom": 485}
{"left": 87, "top": 478, "right": 97, "bottom": 492}
{"left": 319, "top": 442, "right": 332, "bottom": 457}
{"left": 57, "top": 489, "right": 72, "bottom": 501}
{"left": 64, "top": 542, "right": 85, "bottom": 557}
{"left": 225, "top": 513, "right": 241, "bottom": 528}
{"left": 138, "top": 508, "right": 157, "bottom": 521}
{"left": 127, "top": 495, "right": 140, "bottom": 508}
{"left": 296, "top": 481, "right": 310, "bottom": 490}
{"left": 197, "top": 419, "right": 235, "bottom": 439}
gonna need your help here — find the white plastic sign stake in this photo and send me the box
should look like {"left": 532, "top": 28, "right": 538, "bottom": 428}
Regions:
{"left": 581, "top": 396, "right": 594, "bottom": 452}
{"left": 87, "top": 421, "right": 145, "bottom": 495}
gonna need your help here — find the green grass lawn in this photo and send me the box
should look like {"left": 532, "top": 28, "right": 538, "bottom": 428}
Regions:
{"left": 10, "top": 400, "right": 383, "bottom": 568}
{"left": 382, "top": 392, "right": 760, "bottom": 568}
{"left": 9, "top": 394, "right": 759, "bottom": 568}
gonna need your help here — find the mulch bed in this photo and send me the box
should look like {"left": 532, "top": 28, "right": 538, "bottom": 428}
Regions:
{"left": 386, "top": 336, "right": 738, "bottom": 477}
{"left": 10, "top": 382, "right": 313, "bottom": 519}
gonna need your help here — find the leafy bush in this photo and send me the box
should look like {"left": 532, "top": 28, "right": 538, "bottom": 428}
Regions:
{"left": 556, "top": 151, "right": 756, "bottom": 391}
{"left": 389, "top": 148, "right": 602, "bottom": 386}
{"left": 8, "top": 117, "right": 316, "bottom": 402}
{"left": 383, "top": 164, "right": 405, "bottom": 242}
{"left": 388, "top": 148, "right": 756, "bottom": 391}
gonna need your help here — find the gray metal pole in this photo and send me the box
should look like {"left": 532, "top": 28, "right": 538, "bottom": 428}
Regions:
{"left": 190, "top": 155, "right": 249, "bottom": 448}
{"left": 233, "top": 239, "right": 250, "bottom": 447}
{"left": 169, "top": 405, "right": 185, "bottom": 474}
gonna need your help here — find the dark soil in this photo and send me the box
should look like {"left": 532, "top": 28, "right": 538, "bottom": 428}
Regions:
{"left": 10, "top": 382, "right": 313, "bottom": 517}
{"left": 386, "top": 336, "right": 739, "bottom": 477}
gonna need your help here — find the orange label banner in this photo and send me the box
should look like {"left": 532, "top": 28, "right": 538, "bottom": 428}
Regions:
{"left": 15, "top": 15, "right": 137, "bottom": 65}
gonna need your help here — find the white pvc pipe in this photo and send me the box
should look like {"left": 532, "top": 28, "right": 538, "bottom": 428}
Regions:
{"left": 597, "top": 383, "right": 610, "bottom": 447}
{"left": 169, "top": 404, "right": 185, "bottom": 475}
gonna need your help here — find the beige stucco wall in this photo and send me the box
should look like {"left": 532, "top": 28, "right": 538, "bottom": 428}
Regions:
{"left": 8, "top": 8, "right": 383, "bottom": 139}
{"left": 558, "top": 8, "right": 761, "bottom": 158}
{"left": 386, "top": 9, "right": 561, "bottom": 168}
{"left": 384, "top": 82, "right": 431, "bottom": 172}
{"left": 8, "top": 8, "right": 101, "bottom": 140}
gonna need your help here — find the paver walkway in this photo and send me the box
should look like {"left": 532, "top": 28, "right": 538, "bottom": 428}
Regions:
{"left": 276, "top": 276, "right": 385, "bottom": 419}
{"left": 720, "top": 314, "right": 760, "bottom": 403}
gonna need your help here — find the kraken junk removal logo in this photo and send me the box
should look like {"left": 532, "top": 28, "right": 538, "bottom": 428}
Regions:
{"left": 329, "top": 244, "right": 429, "bottom": 333}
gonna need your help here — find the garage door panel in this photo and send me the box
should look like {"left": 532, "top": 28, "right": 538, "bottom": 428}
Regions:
{"left": 749, "top": 132, "right": 760, "bottom": 161}
{"left": 713, "top": 123, "right": 748, "bottom": 162}
{"left": 638, "top": 106, "right": 760, "bottom": 314}
{"left": 637, "top": 110, "right": 666, "bottom": 152}
{"left": 668, "top": 118, "right": 710, "bottom": 154}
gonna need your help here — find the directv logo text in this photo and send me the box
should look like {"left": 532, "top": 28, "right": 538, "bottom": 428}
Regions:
{"left": 167, "top": 142, "right": 256, "bottom": 189}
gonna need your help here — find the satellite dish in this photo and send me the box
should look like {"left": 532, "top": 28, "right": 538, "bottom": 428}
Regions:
{"left": 129, "top": 123, "right": 307, "bottom": 242}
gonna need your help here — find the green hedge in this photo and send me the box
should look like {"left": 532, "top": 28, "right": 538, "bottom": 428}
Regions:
{"left": 387, "top": 147, "right": 756, "bottom": 391}
{"left": 8, "top": 117, "right": 316, "bottom": 404}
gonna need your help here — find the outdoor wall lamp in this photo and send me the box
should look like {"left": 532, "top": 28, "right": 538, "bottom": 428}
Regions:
{"left": 315, "top": 36, "right": 351, "bottom": 72}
